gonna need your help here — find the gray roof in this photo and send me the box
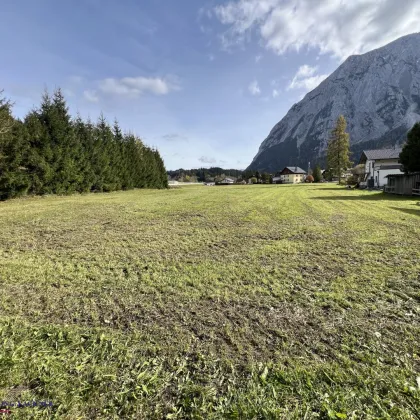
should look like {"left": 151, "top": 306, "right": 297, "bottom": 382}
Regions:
{"left": 362, "top": 148, "right": 402, "bottom": 161}
{"left": 284, "top": 166, "right": 307, "bottom": 174}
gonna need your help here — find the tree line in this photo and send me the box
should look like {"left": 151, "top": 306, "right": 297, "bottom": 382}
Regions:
{"left": 0, "top": 89, "right": 167, "bottom": 200}
{"left": 167, "top": 167, "right": 245, "bottom": 183}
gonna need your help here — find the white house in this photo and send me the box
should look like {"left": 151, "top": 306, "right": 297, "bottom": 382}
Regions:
{"left": 358, "top": 148, "right": 403, "bottom": 188}
{"left": 221, "top": 177, "right": 235, "bottom": 184}
{"left": 278, "top": 167, "right": 307, "bottom": 184}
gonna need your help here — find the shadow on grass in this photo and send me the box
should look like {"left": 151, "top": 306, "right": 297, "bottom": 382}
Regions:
{"left": 312, "top": 193, "right": 418, "bottom": 202}
{"left": 389, "top": 206, "right": 420, "bottom": 217}
{"left": 312, "top": 187, "right": 348, "bottom": 191}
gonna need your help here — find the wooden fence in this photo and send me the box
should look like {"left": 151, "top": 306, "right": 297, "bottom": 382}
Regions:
{"left": 385, "top": 173, "right": 420, "bottom": 196}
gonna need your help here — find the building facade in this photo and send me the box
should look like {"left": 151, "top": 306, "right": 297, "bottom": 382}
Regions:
{"left": 358, "top": 148, "right": 403, "bottom": 188}
{"left": 278, "top": 167, "right": 307, "bottom": 184}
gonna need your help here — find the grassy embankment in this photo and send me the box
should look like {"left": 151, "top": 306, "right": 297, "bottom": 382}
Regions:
{"left": 0, "top": 184, "right": 419, "bottom": 419}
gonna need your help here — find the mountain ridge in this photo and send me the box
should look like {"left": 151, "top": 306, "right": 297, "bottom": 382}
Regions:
{"left": 247, "top": 33, "right": 420, "bottom": 172}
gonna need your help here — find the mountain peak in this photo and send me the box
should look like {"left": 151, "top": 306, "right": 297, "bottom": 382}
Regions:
{"left": 247, "top": 33, "right": 420, "bottom": 172}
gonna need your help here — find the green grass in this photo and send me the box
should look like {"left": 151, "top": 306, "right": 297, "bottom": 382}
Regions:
{"left": 0, "top": 184, "right": 419, "bottom": 419}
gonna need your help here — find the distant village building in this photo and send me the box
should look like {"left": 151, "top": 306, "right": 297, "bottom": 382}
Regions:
{"left": 272, "top": 176, "right": 282, "bottom": 184}
{"left": 278, "top": 167, "right": 307, "bottom": 184}
{"left": 219, "top": 177, "right": 235, "bottom": 185}
{"left": 358, "top": 148, "right": 403, "bottom": 188}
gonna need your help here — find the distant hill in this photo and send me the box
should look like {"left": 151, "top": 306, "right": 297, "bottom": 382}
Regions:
{"left": 247, "top": 33, "right": 420, "bottom": 172}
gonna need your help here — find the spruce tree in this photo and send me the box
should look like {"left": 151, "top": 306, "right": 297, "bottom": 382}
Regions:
{"left": 399, "top": 122, "right": 420, "bottom": 173}
{"left": 73, "top": 115, "right": 95, "bottom": 192}
{"left": 0, "top": 91, "right": 14, "bottom": 136}
{"left": 0, "top": 87, "right": 168, "bottom": 199}
{"left": 0, "top": 96, "right": 30, "bottom": 199}
{"left": 111, "top": 119, "right": 125, "bottom": 190}
{"left": 327, "top": 115, "right": 352, "bottom": 183}
{"left": 24, "top": 91, "right": 57, "bottom": 194}
{"left": 93, "top": 114, "right": 112, "bottom": 191}
{"left": 313, "top": 165, "right": 322, "bottom": 183}
{"left": 50, "top": 88, "right": 81, "bottom": 194}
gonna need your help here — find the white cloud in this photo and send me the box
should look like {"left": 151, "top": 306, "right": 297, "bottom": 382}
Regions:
{"left": 272, "top": 89, "right": 280, "bottom": 98}
{"left": 255, "top": 54, "right": 262, "bottom": 63}
{"left": 83, "top": 89, "right": 99, "bottom": 103}
{"left": 287, "top": 65, "right": 329, "bottom": 92}
{"left": 213, "top": 0, "right": 420, "bottom": 59}
{"left": 293, "top": 65, "right": 317, "bottom": 79}
{"left": 248, "top": 80, "right": 261, "bottom": 95}
{"left": 98, "top": 76, "right": 180, "bottom": 98}
{"left": 209, "top": 54, "right": 215, "bottom": 61}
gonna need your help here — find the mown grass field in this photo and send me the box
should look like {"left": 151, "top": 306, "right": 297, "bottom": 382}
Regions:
{"left": 0, "top": 184, "right": 419, "bottom": 419}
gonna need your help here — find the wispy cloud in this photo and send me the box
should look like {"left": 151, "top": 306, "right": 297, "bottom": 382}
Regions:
{"left": 199, "top": 156, "right": 217, "bottom": 164}
{"left": 98, "top": 76, "right": 180, "bottom": 98}
{"left": 162, "top": 133, "right": 188, "bottom": 142}
{"left": 248, "top": 80, "right": 261, "bottom": 95}
{"left": 272, "top": 89, "right": 280, "bottom": 98}
{"left": 287, "top": 65, "right": 328, "bottom": 91}
{"left": 255, "top": 55, "right": 262, "bottom": 63}
{"left": 83, "top": 89, "right": 99, "bottom": 103}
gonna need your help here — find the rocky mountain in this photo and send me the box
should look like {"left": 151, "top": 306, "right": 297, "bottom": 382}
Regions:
{"left": 247, "top": 33, "right": 420, "bottom": 172}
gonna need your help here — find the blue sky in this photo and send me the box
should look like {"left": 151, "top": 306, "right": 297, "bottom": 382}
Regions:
{"left": 1, "top": 0, "right": 419, "bottom": 170}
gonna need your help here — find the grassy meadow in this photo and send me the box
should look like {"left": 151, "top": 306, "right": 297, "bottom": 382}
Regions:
{"left": 0, "top": 184, "right": 419, "bottom": 419}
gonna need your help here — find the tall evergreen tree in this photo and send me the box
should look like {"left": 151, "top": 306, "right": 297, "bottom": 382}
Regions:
{"left": 51, "top": 89, "right": 82, "bottom": 194}
{"left": 327, "top": 115, "right": 352, "bottom": 183}
{"left": 93, "top": 114, "right": 113, "bottom": 191}
{"left": 0, "top": 96, "right": 30, "bottom": 199}
{"left": 399, "top": 122, "right": 420, "bottom": 173}
{"left": 0, "top": 88, "right": 168, "bottom": 199}
{"left": 0, "top": 91, "right": 14, "bottom": 136}
{"left": 313, "top": 165, "right": 322, "bottom": 183}
{"left": 73, "top": 115, "right": 94, "bottom": 192}
{"left": 111, "top": 119, "right": 125, "bottom": 191}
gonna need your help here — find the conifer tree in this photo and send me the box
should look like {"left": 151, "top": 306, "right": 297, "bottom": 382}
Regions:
{"left": 0, "top": 87, "right": 168, "bottom": 199}
{"left": 399, "top": 122, "right": 420, "bottom": 173}
{"left": 73, "top": 115, "right": 94, "bottom": 192}
{"left": 110, "top": 119, "right": 125, "bottom": 191}
{"left": 327, "top": 115, "right": 352, "bottom": 183}
{"left": 0, "top": 96, "right": 30, "bottom": 199}
{"left": 313, "top": 165, "right": 322, "bottom": 183}
{"left": 50, "top": 88, "right": 81, "bottom": 194}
